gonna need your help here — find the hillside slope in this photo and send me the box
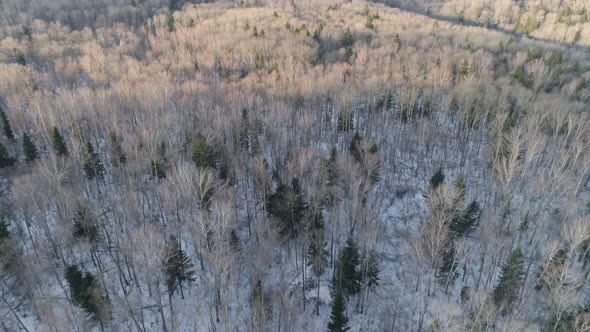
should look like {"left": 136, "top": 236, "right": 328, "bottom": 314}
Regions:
{"left": 0, "top": 1, "right": 589, "bottom": 331}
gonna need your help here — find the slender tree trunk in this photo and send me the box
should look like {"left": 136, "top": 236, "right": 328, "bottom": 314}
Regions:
{"left": 156, "top": 279, "right": 168, "bottom": 332}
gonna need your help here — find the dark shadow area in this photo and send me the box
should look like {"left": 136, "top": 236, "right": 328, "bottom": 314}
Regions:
{"left": 0, "top": 0, "right": 216, "bottom": 33}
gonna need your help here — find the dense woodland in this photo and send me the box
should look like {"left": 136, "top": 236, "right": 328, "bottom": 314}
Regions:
{"left": 0, "top": 0, "right": 589, "bottom": 331}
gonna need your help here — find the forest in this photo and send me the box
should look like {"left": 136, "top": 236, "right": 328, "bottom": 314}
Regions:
{"left": 0, "top": 0, "right": 589, "bottom": 331}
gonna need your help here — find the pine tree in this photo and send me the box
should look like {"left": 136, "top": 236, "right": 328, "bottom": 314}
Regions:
{"left": 83, "top": 141, "right": 105, "bottom": 180}
{"left": 0, "top": 217, "right": 13, "bottom": 271}
{"left": 342, "top": 27, "right": 353, "bottom": 48}
{"left": 349, "top": 132, "right": 363, "bottom": 163}
{"left": 367, "top": 143, "right": 381, "bottom": 183}
{"left": 291, "top": 178, "right": 308, "bottom": 227}
{"left": 438, "top": 242, "right": 459, "bottom": 290}
{"left": 22, "top": 133, "right": 39, "bottom": 163}
{"left": 267, "top": 178, "right": 308, "bottom": 238}
{"left": 307, "top": 212, "right": 328, "bottom": 277}
{"left": 455, "top": 175, "right": 465, "bottom": 201}
{"left": 312, "top": 29, "right": 321, "bottom": 42}
{"left": 65, "top": 265, "right": 106, "bottom": 321}
{"left": 327, "top": 288, "right": 349, "bottom": 332}
{"left": 450, "top": 200, "right": 481, "bottom": 239}
{"left": 267, "top": 183, "right": 293, "bottom": 236}
{"left": 307, "top": 211, "right": 328, "bottom": 316}
{"left": 460, "top": 59, "right": 470, "bottom": 77}
{"left": 394, "top": 33, "right": 401, "bottom": 51}
{"left": 334, "top": 237, "right": 361, "bottom": 296}
{"left": 52, "top": 127, "right": 68, "bottom": 156}
{"left": 72, "top": 204, "right": 99, "bottom": 243}
{"left": 0, "top": 107, "right": 14, "bottom": 141}
{"left": 109, "top": 132, "right": 127, "bottom": 168}
{"left": 326, "top": 146, "right": 339, "bottom": 186}
{"left": 362, "top": 249, "right": 380, "bottom": 292}
{"left": 192, "top": 132, "right": 214, "bottom": 169}
{"left": 0, "top": 217, "right": 9, "bottom": 241}
{"left": 429, "top": 319, "right": 441, "bottom": 332}
{"left": 250, "top": 279, "right": 271, "bottom": 326}
{"left": 163, "top": 236, "right": 193, "bottom": 298}
{"left": 460, "top": 286, "right": 471, "bottom": 303}
{"left": 166, "top": 12, "right": 175, "bottom": 32}
{"left": 150, "top": 142, "right": 168, "bottom": 180}
{"left": 239, "top": 108, "right": 250, "bottom": 151}
{"left": 0, "top": 143, "right": 15, "bottom": 168}
{"left": 15, "top": 52, "right": 26, "bottom": 66}
{"left": 493, "top": 248, "right": 525, "bottom": 313}
{"left": 429, "top": 168, "right": 445, "bottom": 190}
{"left": 150, "top": 160, "right": 166, "bottom": 179}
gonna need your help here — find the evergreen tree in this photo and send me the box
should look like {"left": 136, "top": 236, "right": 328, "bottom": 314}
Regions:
{"left": 229, "top": 229, "right": 240, "bottom": 253}
{"left": 460, "top": 286, "right": 471, "bottom": 303}
{"left": 150, "top": 142, "right": 168, "bottom": 180}
{"left": 216, "top": 149, "right": 232, "bottom": 182}
{"left": 312, "top": 29, "right": 321, "bottom": 42}
{"left": 0, "top": 107, "right": 15, "bottom": 141}
{"left": 267, "top": 183, "right": 293, "bottom": 235}
{"left": 493, "top": 248, "right": 525, "bottom": 313}
{"left": 0, "top": 217, "right": 9, "bottom": 241}
{"left": 429, "top": 168, "right": 445, "bottom": 190}
{"left": 266, "top": 178, "right": 308, "bottom": 238}
{"left": 0, "top": 217, "right": 13, "bottom": 271}
{"left": 15, "top": 51, "right": 26, "bottom": 66}
{"left": 109, "top": 132, "right": 127, "bottom": 168}
{"left": 349, "top": 132, "right": 363, "bottom": 163}
{"left": 0, "top": 143, "right": 15, "bottom": 168}
{"left": 166, "top": 12, "right": 175, "bottom": 32}
{"left": 307, "top": 212, "right": 328, "bottom": 277}
{"left": 307, "top": 211, "right": 328, "bottom": 316}
{"left": 334, "top": 237, "right": 361, "bottom": 296}
{"left": 22, "top": 133, "right": 39, "bottom": 163}
{"left": 327, "top": 288, "right": 349, "bottom": 332}
{"left": 250, "top": 279, "right": 271, "bottom": 326}
{"left": 64, "top": 265, "right": 106, "bottom": 321}
{"left": 438, "top": 242, "right": 459, "bottom": 289}
{"left": 362, "top": 249, "right": 380, "bottom": 292}
{"left": 52, "top": 127, "right": 68, "bottom": 156}
{"left": 450, "top": 200, "right": 481, "bottom": 239}
{"left": 150, "top": 160, "right": 166, "bottom": 180}
{"left": 291, "top": 177, "right": 307, "bottom": 224}
{"left": 326, "top": 146, "right": 339, "bottom": 186}
{"left": 367, "top": 143, "right": 381, "bottom": 183}
{"left": 83, "top": 141, "right": 105, "bottom": 180}
{"left": 460, "top": 59, "right": 470, "bottom": 77}
{"left": 394, "top": 33, "right": 401, "bottom": 51}
{"left": 429, "top": 319, "right": 441, "bottom": 332}
{"left": 192, "top": 132, "right": 214, "bottom": 169}
{"left": 163, "top": 236, "right": 193, "bottom": 298}
{"left": 72, "top": 204, "right": 99, "bottom": 243}
{"left": 342, "top": 27, "right": 353, "bottom": 48}
{"left": 455, "top": 175, "right": 465, "bottom": 201}
{"left": 239, "top": 108, "right": 250, "bottom": 151}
